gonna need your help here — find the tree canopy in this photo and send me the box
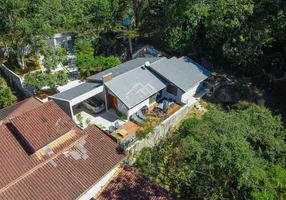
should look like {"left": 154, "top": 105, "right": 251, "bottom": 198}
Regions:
{"left": 134, "top": 104, "right": 286, "bottom": 199}
{"left": 75, "top": 54, "right": 121, "bottom": 77}
{"left": 0, "top": 0, "right": 63, "bottom": 70}
{"left": 0, "top": 77, "right": 17, "bottom": 109}
{"left": 24, "top": 71, "right": 68, "bottom": 92}
{"left": 139, "top": 0, "right": 286, "bottom": 77}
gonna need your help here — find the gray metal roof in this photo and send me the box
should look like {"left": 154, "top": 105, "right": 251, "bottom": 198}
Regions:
{"left": 105, "top": 65, "right": 168, "bottom": 108}
{"left": 52, "top": 82, "right": 102, "bottom": 101}
{"left": 87, "top": 57, "right": 162, "bottom": 81}
{"left": 150, "top": 56, "right": 211, "bottom": 92}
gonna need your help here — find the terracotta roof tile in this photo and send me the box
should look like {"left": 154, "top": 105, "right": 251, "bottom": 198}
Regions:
{"left": 10, "top": 101, "right": 76, "bottom": 152}
{"left": 0, "top": 124, "right": 126, "bottom": 200}
{"left": 0, "top": 97, "right": 42, "bottom": 124}
{"left": 96, "top": 165, "right": 176, "bottom": 200}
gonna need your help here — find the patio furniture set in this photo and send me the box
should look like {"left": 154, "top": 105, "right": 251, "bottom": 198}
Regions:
{"left": 108, "top": 122, "right": 121, "bottom": 133}
{"left": 130, "top": 98, "right": 176, "bottom": 125}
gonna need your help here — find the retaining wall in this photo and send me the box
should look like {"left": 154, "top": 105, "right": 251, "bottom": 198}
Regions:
{"left": 0, "top": 63, "right": 32, "bottom": 97}
{"left": 126, "top": 102, "right": 195, "bottom": 163}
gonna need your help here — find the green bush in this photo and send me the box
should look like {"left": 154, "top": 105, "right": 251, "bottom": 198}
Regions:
{"left": 116, "top": 110, "right": 127, "bottom": 120}
{"left": 24, "top": 71, "right": 68, "bottom": 92}
{"left": 232, "top": 100, "right": 253, "bottom": 110}
{"left": 0, "top": 87, "right": 17, "bottom": 109}
{"left": 136, "top": 126, "right": 154, "bottom": 140}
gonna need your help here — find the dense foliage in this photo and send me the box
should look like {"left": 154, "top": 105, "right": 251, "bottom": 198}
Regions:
{"left": 139, "top": 0, "right": 286, "bottom": 78}
{"left": 134, "top": 105, "right": 286, "bottom": 199}
{"left": 0, "top": 78, "right": 16, "bottom": 109}
{"left": 74, "top": 39, "right": 121, "bottom": 77}
{"left": 24, "top": 71, "right": 68, "bottom": 92}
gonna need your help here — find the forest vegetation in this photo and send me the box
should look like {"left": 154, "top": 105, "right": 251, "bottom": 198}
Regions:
{"left": 0, "top": 1, "right": 286, "bottom": 198}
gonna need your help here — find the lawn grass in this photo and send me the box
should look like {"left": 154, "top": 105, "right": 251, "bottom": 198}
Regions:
{"left": 112, "top": 133, "right": 123, "bottom": 140}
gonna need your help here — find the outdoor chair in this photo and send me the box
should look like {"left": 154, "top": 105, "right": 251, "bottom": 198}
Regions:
{"left": 155, "top": 102, "right": 164, "bottom": 111}
{"left": 114, "top": 122, "right": 121, "bottom": 129}
{"left": 108, "top": 125, "right": 116, "bottom": 133}
{"left": 131, "top": 114, "right": 144, "bottom": 125}
{"left": 136, "top": 110, "right": 147, "bottom": 120}
{"left": 140, "top": 105, "right": 148, "bottom": 114}
{"left": 168, "top": 98, "right": 175, "bottom": 108}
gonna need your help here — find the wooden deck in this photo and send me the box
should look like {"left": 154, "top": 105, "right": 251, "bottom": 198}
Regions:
{"left": 148, "top": 101, "right": 182, "bottom": 116}
{"left": 112, "top": 100, "right": 182, "bottom": 142}
{"left": 113, "top": 121, "right": 142, "bottom": 141}
{"left": 167, "top": 103, "right": 182, "bottom": 116}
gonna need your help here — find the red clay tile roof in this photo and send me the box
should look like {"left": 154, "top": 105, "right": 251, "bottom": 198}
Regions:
{"left": 10, "top": 101, "right": 76, "bottom": 152}
{"left": 96, "top": 165, "right": 176, "bottom": 200}
{"left": 0, "top": 125, "right": 126, "bottom": 200}
{"left": 0, "top": 97, "right": 42, "bottom": 123}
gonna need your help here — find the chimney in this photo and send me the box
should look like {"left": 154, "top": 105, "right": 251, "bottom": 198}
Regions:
{"left": 103, "top": 73, "right": 112, "bottom": 83}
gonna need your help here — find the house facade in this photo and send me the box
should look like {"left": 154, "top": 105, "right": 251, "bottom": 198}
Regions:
{"left": 49, "top": 56, "right": 211, "bottom": 119}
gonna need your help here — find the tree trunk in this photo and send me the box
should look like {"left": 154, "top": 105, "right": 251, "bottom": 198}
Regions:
{"left": 133, "top": 0, "right": 139, "bottom": 28}
{"left": 127, "top": 25, "right": 133, "bottom": 59}
{"left": 17, "top": 53, "right": 25, "bottom": 71}
{"left": 16, "top": 44, "right": 26, "bottom": 71}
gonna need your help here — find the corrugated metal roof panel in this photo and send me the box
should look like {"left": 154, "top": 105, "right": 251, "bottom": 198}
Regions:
{"left": 87, "top": 57, "right": 162, "bottom": 81}
{"left": 52, "top": 82, "right": 102, "bottom": 101}
{"left": 105, "top": 65, "right": 168, "bottom": 108}
{"left": 151, "top": 56, "right": 211, "bottom": 92}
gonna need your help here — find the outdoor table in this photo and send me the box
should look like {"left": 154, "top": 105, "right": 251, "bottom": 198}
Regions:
{"left": 118, "top": 129, "right": 128, "bottom": 136}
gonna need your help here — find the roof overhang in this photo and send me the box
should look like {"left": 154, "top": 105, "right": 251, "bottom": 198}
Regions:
{"left": 69, "top": 85, "right": 104, "bottom": 106}
{"left": 50, "top": 82, "right": 104, "bottom": 106}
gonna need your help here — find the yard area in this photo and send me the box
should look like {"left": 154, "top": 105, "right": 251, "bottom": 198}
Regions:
{"left": 72, "top": 97, "right": 186, "bottom": 149}
{"left": 112, "top": 100, "right": 184, "bottom": 147}
{"left": 73, "top": 106, "right": 125, "bottom": 130}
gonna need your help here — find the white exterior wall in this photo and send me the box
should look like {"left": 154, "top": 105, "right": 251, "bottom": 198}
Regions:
{"left": 117, "top": 98, "right": 129, "bottom": 116}
{"left": 162, "top": 87, "right": 183, "bottom": 104}
{"left": 181, "top": 83, "right": 201, "bottom": 104}
{"left": 70, "top": 85, "right": 104, "bottom": 106}
{"left": 77, "top": 165, "right": 120, "bottom": 200}
{"left": 127, "top": 98, "right": 150, "bottom": 119}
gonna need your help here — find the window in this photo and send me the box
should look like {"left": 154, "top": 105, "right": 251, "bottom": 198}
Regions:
{"left": 167, "top": 85, "right": 177, "bottom": 96}
{"left": 149, "top": 90, "right": 163, "bottom": 104}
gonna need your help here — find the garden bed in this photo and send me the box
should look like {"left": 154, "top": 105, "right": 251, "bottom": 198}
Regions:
{"left": 1, "top": 56, "right": 41, "bottom": 75}
{"left": 34, "top": 89, "right": 56, "bottom": 100}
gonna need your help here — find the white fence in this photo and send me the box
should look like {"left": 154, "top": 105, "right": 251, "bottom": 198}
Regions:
{"left": 0, "top": 63, "right": 32, "bottom": 97}
{"left": 126, "top": 102, "right": 195, "bottom": 163}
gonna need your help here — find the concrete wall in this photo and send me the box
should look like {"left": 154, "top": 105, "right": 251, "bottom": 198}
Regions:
{"left": 127, "top": 98, "right": 150, "bottom": 119}
{"left": 126, "top": 102, "right": 195, "bottom": 163}
{"left": 77, "top": 165, "right": 119, "bottom": 200}
{"left": 117, "top": 98, "right": 129, "bottom": 116}
{"left": 162, "top": 86, "right": 184, "bottom": 104}
{"left": 48, "top": 97, "right": 73, "bottom": 117}
{"left": 0, "top": 63, "right": 32, "bottom": 97}
{"left": 181, "top": 82, "right": 201, "bottom": 104}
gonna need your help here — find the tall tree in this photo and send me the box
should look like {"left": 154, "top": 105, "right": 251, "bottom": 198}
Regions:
{"left": 134, "top": 105, "right": 286, "bottom": 199}
{"left": 0, "top": 0, "right": 62, "bottom": 71}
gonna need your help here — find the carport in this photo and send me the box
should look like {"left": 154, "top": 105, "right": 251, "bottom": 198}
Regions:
{"left": 49, "top": 82, "right": 105, "bottom": 117}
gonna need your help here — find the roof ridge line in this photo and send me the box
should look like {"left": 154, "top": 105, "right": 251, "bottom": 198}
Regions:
{"left": 108, "top": 57, "right": 166, "bottom": 82}
{"left": 9, "top": 101, "right": 54, "bottom": 121}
